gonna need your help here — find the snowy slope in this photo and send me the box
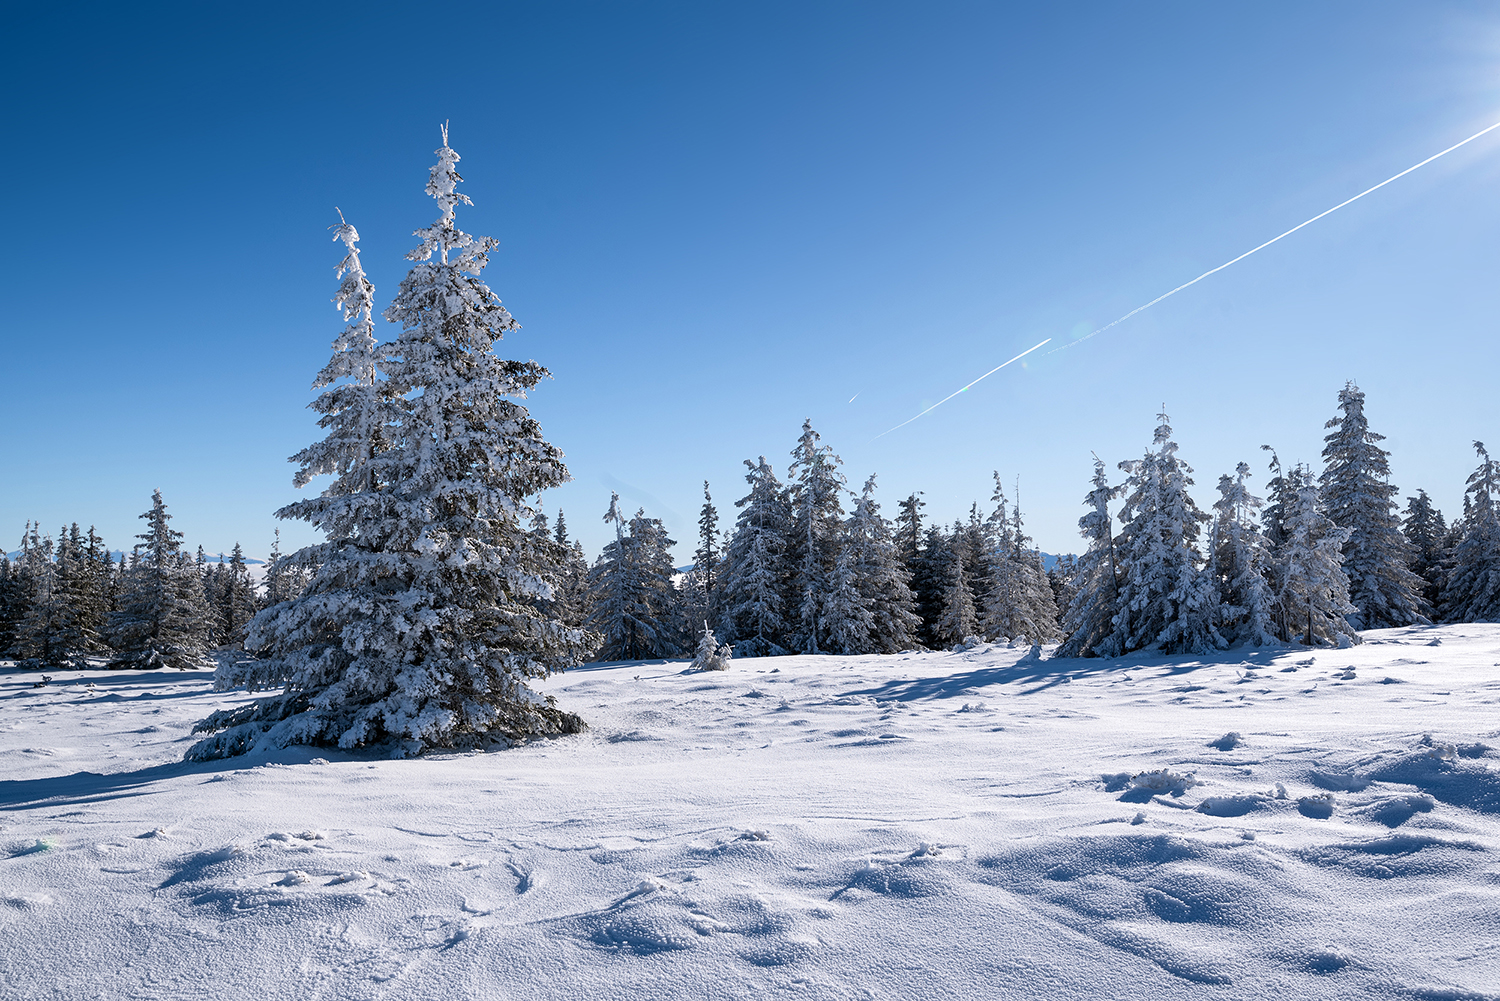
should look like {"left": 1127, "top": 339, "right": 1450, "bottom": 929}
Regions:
{"left": 3, "top": 627, "right": 1499, "bottom": 1000}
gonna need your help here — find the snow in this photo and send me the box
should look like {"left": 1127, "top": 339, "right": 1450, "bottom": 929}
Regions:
{"left": 4, "top": 626, "right": 1500, "bottom": 998}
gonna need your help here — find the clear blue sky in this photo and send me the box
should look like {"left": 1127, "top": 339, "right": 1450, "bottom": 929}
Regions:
{"left": 4, "top": 2, "right": 1499, "bottom": 563}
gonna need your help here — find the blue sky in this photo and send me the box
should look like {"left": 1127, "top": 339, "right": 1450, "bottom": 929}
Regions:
{"left": 4, "top": 2, "right": 1500, "bottom": 562}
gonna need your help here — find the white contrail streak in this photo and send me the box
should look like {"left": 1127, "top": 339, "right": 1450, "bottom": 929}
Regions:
{"left": 1050, "top": 117, "right": 1500, "bottom": 354}
{"left": 874, "top": 118, "right": 1500, "bottom": 440}
{"left": 848, "top": 392, "right": 860, "bottom": 403}
{"left": 874, "top": 338, "right": 1051, "bottom": 439}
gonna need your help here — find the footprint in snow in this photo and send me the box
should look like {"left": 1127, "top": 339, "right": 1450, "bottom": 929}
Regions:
{"left": 2, "top": 892, "right": 54, "bottom": 909}
{"left": 264, "top": 831, "right": 326, "bottom": 844}
{"left": 1298, "top": 793, "right": 1336, "bottom": 820}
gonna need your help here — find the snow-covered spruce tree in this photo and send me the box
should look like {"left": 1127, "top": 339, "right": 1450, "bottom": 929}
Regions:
{"left": 786, "top": 419, "right": 847, "bottom": 654}
{"left": 47, "top": 524, "right": 109, "bottom": 666}
{"left": 820, "top": 541, "right": 874, "bottom": 654}
{"left": 719, "top": 456, "right": 792, "bottom": 656}
{"left": 13, "top": 526, "right": 64, "bottom": 668}
{"left": 982, "top": 474, "right": 1060, "bottom": 644}
{"left": 1209, "top": 463, "right": 1278, "bottom": 646}
{"left": 679, "top": 482, "right": 720, "bottom": 637}
{"left": 981, "top": 479, "right": 1025, "bottom": 641}
{"left": 584, "top": 502, "right": 683, "bottom": 661}
{"left": 0, "top": 552, "right": 27, "bottom": 659}
{"left": 190, "top": 132, "right": 594, "bottom": 760}
{"left": 1402, "top": 489, "right": 1448, "bottom": 617}
{"left": 189, "top": 546, "right": 216, "bottom": 644}
{"left": 1047, "top": 553, "right": 1079, "bottom": 618}
{"left": 1441, "top": 442, "right": 1500, "bottom": 622}
{"left": 841, "top": 474, "right": 920, "bottom": 653}
{"left": 259, "top": 529, "right": 294, "bottom": 609}
{"left": 894, "top": 491, "right": 925, "bottom": 570}
{"left": 1319, "top": 382, "right": 1427, "bottom": 627}
{"left": 1012, "top": 507, "right": 1061, "bottom": 642}
{"left": 111, "top": 491, "right": 212, "bottom": 670}
{"left": 1259, "top": 445, "right": 1294, "bottom": 552}
{"left": 21, "top": 524, "right": 103, "bottom": 668}
{"left": 910, "top": 524, "right": 951, "bottom": 648}
{"left": 933, "top": 549, "right": 980, "bottom": 647}
{"left": 954, "top": 502, "right": 994, "bottom": 614}
{"left": 546, "top": 511, "right": 590, "bottom": 629}
{"left": 1273, "top": 467, "right": 1359, "bottom": 646}
{"left": 1108, "top": 412, "right": 1223, "bottom": 655}
{"left": 218, "top": 543, "right": 259, "bottom": 648}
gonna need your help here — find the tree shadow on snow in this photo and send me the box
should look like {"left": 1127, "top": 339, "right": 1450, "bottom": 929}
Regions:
{"left": 0, "top": 745, "right": 336, "bottom": 813}
{"left": 844, "top": 657, "right": 1119, "bottom": 701}
{"left": 843, "top": 650, "right": 1246, "bottom": 702}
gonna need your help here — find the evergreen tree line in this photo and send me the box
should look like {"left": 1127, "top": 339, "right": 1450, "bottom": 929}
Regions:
{"left": 0, "top": 494, "right": 303, "bottom": 671}
{"left": 569, "top": 418, "right": 1063, "bottom": 661}
{"left": 9, "top": 384, "right": 1496, "bottom": 675}
{"left": 1055, "top": 383, "right": 1498, "bottom": 656}
{"left": 575, "top": 382, "right": 1500, "bottom": 660}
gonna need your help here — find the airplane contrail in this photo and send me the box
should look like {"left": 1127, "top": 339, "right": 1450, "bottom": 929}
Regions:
{"left": 1048, "top": 117, "right": 1500, "bottom": 356}
{"left": 874, "top": 338, "right": 1051, "bottom": 439}
{"left": 875, "top": 117, "right": 1500, "bottom": 439}
{"left": 848, "top": 392, "right": 860, "bottom": 403}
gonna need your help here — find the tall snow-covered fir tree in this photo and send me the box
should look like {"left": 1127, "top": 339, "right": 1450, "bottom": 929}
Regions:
{"left": 111, "top": 491, "right": 212, "bottom": 670}
{"left": 1319, "top": 382, "right": 1427, "bottom": 627}
{"left": 540, "top": 510, "right": 590, "bottom": 630}
{"left": 894, "top": 491, "right": 925, "bottom": 570}
{"left": 719, "top": 456, "right": 792, "bottom": 656}
{"left": 679, "top": 482, "right": 720, "bottom": 636}
{"left": 1108, "top": 412, "right": 1223, "bottom": 655}
{"left": 1209, "top": 463, "right": 1278, "bottom": 646}
{"left": 259, "top": 529, "right": 307, "bottom": 609}
{"left": 953, "top": 503, "right": 993, "bottom": 615}
{"left": 910, "top": 524, "right": 951, "bottom": 648}
{"left": 584, "top": 502, "right": 683, "bottom": 661}
{"left": 210, "top": 542, "right": 258, "bottom": 649}
{"left": 1273, "top": 467, "right": 1360, "bottom": 646}
{"left": 840, "top": 474, "right": 920, "bottom": 653}
{"left": 1047, "top": 553, "right": 1078, "bottom": 618}
{"left": 1401, "top": 489, "right": 1448, "bottom": 617}
{"left": 13, "top": 525, "right": 64, "bottom": 667}
{"left": 933, "top": 549, "right": 979, "bottom": 647}
{"left": 1259, "top": 445, "right": 1294, "bottom": 552}
{"left": 786, "top": 419, "right": 847, "bottom": 654}
{"left": 982, "top": 475, "right": 1060, "bottom": 644}
{"left": 48, "top": 524, "right": 109, "bottom": 666}
{"left": 694, "top": 481, "right": 720, "bottom": 596}
{"left": 191, "top": 129, "right": 595, "bottom": 761}
{"left": 1442, "top": 442, "right": 1500, "bottom": 622}
{"left": 820, "top": 543, "right": 874, "bottom": 655}
{"left": 0, "top": 552, "right": 26, "bottom": 659}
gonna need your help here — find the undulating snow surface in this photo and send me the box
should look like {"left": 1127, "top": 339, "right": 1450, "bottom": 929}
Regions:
{"left": 4, "top": 627, "right": 1500, "bottom": 999}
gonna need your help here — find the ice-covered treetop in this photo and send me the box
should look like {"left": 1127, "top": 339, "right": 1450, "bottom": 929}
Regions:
{"left": 320, "top": 208, "right": 378, "bottom": 388}
{"left": 1152, "top": 409, "right": 1174, "bottom": 449}
{"left": 407, "top": 122, "right": 492, "bottom": 268}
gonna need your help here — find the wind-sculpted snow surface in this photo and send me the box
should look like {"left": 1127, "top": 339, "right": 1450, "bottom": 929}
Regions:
{"left": 3, "top": 627, "right": 1500, "bottom": 998}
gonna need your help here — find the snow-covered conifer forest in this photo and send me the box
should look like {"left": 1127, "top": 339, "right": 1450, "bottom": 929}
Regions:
{"left": 5, "top": 132, "right": 1500, "bottom": 999}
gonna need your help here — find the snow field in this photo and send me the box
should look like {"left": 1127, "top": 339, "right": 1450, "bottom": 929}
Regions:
{"left": 4, "top": 626, "right": 1500, "bottom": 999}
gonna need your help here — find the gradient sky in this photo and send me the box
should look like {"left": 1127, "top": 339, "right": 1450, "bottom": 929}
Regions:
{"left": 4, "top": 2, "right": 1500, "bottom": 564}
